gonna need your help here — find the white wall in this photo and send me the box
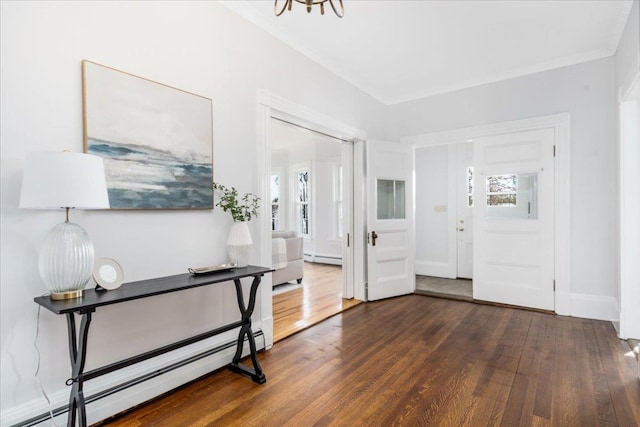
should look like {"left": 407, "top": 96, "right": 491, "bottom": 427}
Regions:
{"left": 312, "top": 142, "right": 343, "bottom": 263}
{"left": 391, "top": 57, "right": 618, "bottom": 315}
{"left": 271, "top": 151, "right": 289, "bottom": 231}
{"left": 0, "top": 1, "right": 386, "bottom": 424}
{"left": 615, "top": 1, "right": 639, "bottom": 98}
{"left": 312, "top": 159, "right": 342, "bottom": 261}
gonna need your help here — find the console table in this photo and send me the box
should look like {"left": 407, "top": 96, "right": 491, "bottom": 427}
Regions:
{"left": 31, "top": 265, "right": 273, "bottom": 427}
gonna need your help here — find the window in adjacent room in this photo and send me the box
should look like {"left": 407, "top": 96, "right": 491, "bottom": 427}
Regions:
{"left": 293, "top": 165, "right": 310, "bottom": 236}
{"left": 270, "top": 173, "right": 281, "bottom": 230}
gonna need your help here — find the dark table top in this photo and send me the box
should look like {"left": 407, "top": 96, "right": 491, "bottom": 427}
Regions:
{"left": 34, "top": 265, "right": 273, "bottom": 314}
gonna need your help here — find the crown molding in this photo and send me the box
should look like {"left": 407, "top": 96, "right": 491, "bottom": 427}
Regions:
{"left": 222, "top": 1, "right": 634, "bottom": 107}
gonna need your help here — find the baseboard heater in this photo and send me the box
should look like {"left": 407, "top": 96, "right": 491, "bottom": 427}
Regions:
{"left": 14, "top": 331, "right": 264, "bottom": 427}
{"left": 303, "top": 254, "right": 343, "bottom": 265}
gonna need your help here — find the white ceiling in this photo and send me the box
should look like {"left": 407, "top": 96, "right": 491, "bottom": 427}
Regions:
{"left": 222, "top": 0, "right": 633, "bottom": 106}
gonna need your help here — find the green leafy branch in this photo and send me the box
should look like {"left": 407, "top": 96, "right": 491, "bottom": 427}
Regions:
{"left": 213, "top": 182, "right": 260, "bottom": 222}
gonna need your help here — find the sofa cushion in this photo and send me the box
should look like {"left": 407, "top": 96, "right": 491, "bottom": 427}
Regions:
{"left": 272, "top": 238, "right": 287, "bottom": 270}
{"left": 284, "top": 236, "right": 303, "bottom": 261}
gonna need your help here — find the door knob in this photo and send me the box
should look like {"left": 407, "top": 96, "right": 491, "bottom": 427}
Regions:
{"left": 457, "top": 228, "right": 464, "bottom": 231}
{"left": 371, "top": 231, "right": 378, "bottom": 246}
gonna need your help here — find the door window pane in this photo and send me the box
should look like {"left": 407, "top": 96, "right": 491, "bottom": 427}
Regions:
{"left": 486, "top": 173, "right": 538, "bottom": 220}
{"left": 377, "top": 179, "right": 405, "bottom": 220}
{"left": 486, "top": 174, "right": 517, "bottom": 206}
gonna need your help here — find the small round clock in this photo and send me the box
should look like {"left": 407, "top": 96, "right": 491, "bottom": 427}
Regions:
{"left": 93, "top": 258, "right": 124, "bottom": 291}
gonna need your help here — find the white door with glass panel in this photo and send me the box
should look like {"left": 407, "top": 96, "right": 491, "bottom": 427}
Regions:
{"left": 367, "top": 140, "right": 415, "bottom": 301}
{"left": 456, "top": 142, "right": 474, "bottom": 279}
{"left": 473, "top": 128, "right": 555, "bottom": 310}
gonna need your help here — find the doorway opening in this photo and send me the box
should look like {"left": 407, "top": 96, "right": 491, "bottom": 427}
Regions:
{"left": 269, "top": 118, "right": 360, "bottom": 342}
{"left": 410, "top": 113, "right": 569, "bottom": 311}
{"left": 414, "top": 141, "right": 473, "bottom": 300}
{"left": 619, "top": 72, "right": 640, "bottom": 340}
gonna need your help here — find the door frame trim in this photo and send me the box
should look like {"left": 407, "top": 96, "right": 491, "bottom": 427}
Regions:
{"left": 256, "top": 90, "right": 368, "bottom": 348}
{"left": 402, "top": 112, "right": 571, "bottom": 315}
{"left": 618, "top": 71, "right": 640, "bottom": 339}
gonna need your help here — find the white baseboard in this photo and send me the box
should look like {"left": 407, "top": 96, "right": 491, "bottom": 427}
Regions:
{"left": 261, "top": 316, "right": 274, "bottom": 350}
{"left": 612, "top": 320, "right": 621, "bottom": 335}
{"left": 415, "top": 260, "right": 456, "bottom": 278}
{"left": 1, "top": 324, "right": 266, "bottom": 427}
{"left": 555, "top": 291, "right": 618, "bottom": 322}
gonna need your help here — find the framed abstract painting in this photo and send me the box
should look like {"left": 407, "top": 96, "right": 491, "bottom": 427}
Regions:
{"left": 82, "top": 60, "right": 213, "bottom": 209}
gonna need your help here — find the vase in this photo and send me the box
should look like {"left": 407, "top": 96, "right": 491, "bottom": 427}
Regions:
{"left": 227, "top": 221, "right": 252, "bottom": 268}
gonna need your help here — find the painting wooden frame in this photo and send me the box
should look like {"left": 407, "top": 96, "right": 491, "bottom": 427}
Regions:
{"left": 82, "top": 60, "right": 213, "bottom": 209}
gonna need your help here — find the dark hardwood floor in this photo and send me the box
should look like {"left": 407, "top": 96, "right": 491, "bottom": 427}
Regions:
{"left": 99, "top": 295, "right": 639, "bottom": 426}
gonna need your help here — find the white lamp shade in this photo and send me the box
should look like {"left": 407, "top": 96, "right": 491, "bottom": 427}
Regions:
{"left": 20, "top": 151, "right": 110, "bottom": 209}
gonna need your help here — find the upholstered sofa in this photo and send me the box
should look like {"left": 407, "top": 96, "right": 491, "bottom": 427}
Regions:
{"left": 271, "top": 230, "right": 304, "bottom": 286}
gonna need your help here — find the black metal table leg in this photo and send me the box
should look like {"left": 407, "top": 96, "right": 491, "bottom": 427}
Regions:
{"left": 229, "top": 275, "right": 266, "bottom": 384}
{"left": 65, "top": 310, "right": 93, "bottom": 427}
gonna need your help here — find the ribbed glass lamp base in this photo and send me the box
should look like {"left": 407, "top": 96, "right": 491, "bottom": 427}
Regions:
{"left": 39, "top": 221, "right": 94, "bottom": 298}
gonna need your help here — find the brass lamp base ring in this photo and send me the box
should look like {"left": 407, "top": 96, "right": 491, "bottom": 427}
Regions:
{"left": 50, "top": 290, "right": 84, "bottom": 300}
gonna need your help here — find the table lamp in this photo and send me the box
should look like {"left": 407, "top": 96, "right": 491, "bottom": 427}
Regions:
{"left": 20, "top": 151, "right": 110, "bottom": 300}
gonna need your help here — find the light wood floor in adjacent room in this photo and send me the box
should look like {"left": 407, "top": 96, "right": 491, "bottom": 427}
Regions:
{"left": 100, "top": 295, "right": 639, "bottom": 427}
{"left": 272, "top": 262, "right": 361, "bottom": 343}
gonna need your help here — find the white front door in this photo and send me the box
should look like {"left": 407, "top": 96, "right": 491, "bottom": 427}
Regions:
{"left": 473, "top": 128, "right": 555, "bottom": 310}
{"left": 456, "top": 142, "right": 473, "bottom": 279}
{"left": 366, "top": 140, "right": 415, "bottom": 301}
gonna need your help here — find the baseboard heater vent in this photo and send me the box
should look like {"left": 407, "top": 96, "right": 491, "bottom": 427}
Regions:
{"left": 303, "top": 254, "right": 343, "bottom": 266}
{"left": 14, "top": 331, "right": 264, "bottom": 427}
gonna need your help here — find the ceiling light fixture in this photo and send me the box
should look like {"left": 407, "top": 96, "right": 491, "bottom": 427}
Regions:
{"left": 275, "top": 0, "right": 344, "bottom": 18}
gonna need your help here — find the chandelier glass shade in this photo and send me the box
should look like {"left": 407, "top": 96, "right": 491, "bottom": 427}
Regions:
{"left": 275, "top": 0, "right": 344, "bottom": 18}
